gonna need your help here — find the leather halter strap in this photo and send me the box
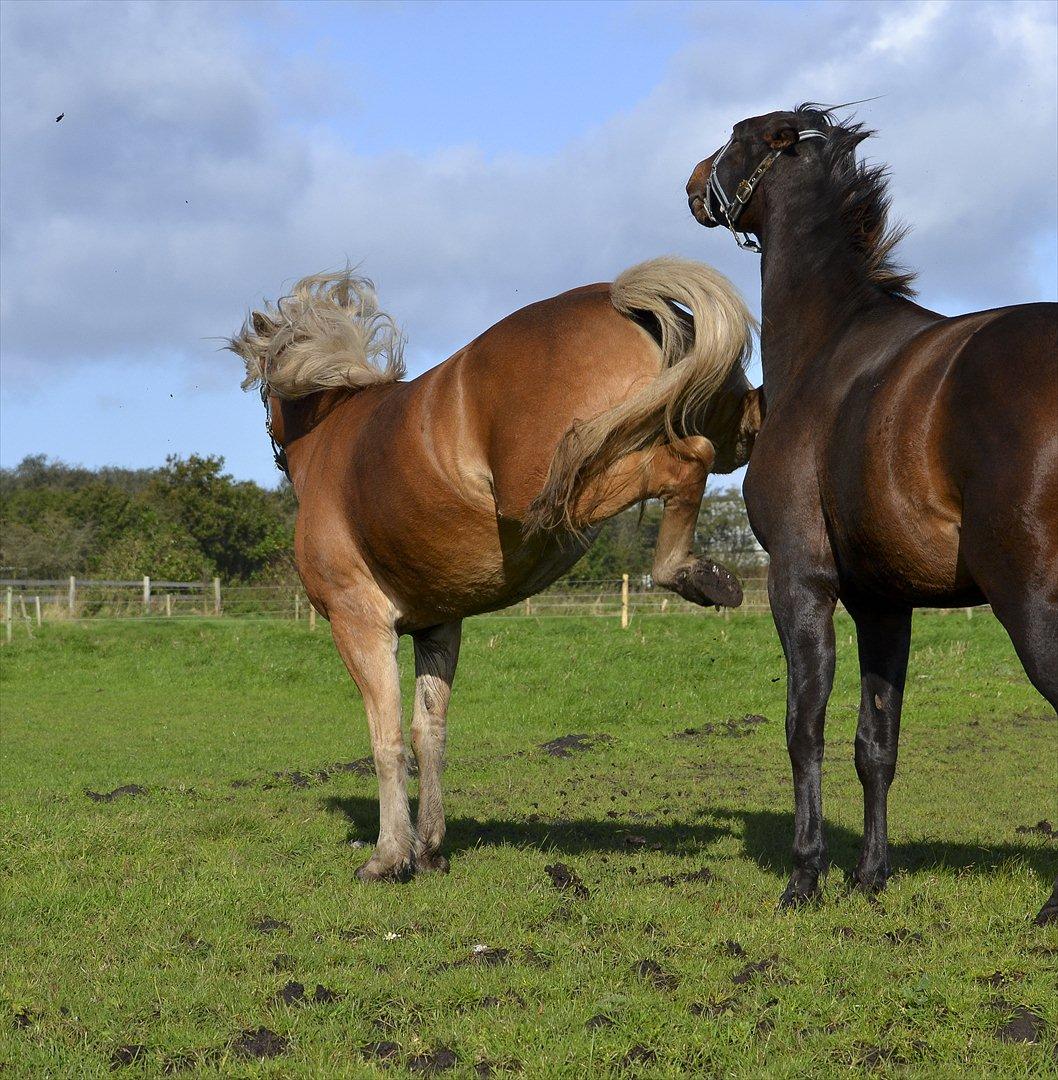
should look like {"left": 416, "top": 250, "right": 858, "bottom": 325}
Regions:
{"left": 705, "top": 128, "right": 828, "bottom": 253}
{"left": 260, "top": 383, "right": 290, "bottom": 478}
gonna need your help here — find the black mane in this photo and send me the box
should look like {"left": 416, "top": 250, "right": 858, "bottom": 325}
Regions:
{"left": 793, "top": 103, "right": 917, "bottom": 298}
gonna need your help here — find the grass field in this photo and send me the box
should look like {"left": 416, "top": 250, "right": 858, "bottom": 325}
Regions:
{"left": 1, "top": 613, "right": 1055, "bottom": 1077}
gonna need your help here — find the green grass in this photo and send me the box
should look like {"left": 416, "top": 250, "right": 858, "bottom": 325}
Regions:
{"left": 1, "top": 613, "right": 1055, "bottom": 1077}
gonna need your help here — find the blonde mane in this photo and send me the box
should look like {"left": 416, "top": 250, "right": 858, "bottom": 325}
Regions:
{"left": 229, "top": 269, "right": 405, "bottom": 400}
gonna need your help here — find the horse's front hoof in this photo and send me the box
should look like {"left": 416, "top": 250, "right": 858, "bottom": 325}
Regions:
{"left": 1033, "top": 881, "right": 1058, "bottom": 926}
{"left": 672, "top": 559, "right": 744, "bottom": 609}
{"left": 851, "top": 863, "right": 890, "bottom": 895}
{"left": 778, "top": 871, "right": 821, "bottom": 909}
{"left": 355, "top": 856, "right": 415, "bottom": 884}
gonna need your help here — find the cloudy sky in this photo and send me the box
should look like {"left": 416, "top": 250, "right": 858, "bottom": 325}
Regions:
{"left": 2, "top": 0, "right": 1055, "bottom": 486}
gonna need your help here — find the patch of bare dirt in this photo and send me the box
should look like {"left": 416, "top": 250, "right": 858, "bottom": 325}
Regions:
{"left": 540, "top": 734, "right": 613, "bottom": 758}
{"left": 85, "top": 784, "right": 146, "bottom": 802}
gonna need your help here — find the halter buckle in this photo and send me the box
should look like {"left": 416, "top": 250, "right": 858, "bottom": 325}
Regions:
{"left": 735, "top": 179, "right": 754, "bottom": 204}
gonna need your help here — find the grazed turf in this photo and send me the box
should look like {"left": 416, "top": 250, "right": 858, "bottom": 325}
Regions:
{"left": 0, "top": 613, "right": 1055, "bottom": 1077}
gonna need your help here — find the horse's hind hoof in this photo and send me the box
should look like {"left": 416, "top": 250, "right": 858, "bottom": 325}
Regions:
{"left": 355, "top": 858, "right": 415, "bottom": 884}
{"left": 672, "top": 559, "right": 744, "bottom": 608}
{"left": 417, "top": 852, "right": 450, "bottom": 874}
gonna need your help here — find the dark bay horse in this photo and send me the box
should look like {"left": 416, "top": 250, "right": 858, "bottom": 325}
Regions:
{"left": 230, "top": 258, "right": 761, "bottom": 880}
{"left": 686, "top": 106, "right": 1058, "bottom": 922}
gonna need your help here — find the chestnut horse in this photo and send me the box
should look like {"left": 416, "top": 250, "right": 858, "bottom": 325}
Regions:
{"left": 687, "top": 106, "right": 1058, "bottom": 923}
{"left": 230, "top": 258, "right": 760, "bottom": 881}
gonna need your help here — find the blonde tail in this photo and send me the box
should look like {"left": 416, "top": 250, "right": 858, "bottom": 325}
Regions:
{"left": 525, "top": 257, "right": 754, "bottom": 533}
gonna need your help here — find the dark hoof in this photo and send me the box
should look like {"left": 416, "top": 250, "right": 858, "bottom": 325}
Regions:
{"left": 778, "top": 871, "right": 822, "bottom": 909}
{"left": 417, "top": 851, "right": 450, "bottom": 874}
{"left": 1032, "top": 889, "right": 1058, "bottom": 924}
{"left": 671, "top": 559, "right": 744, "bottom": 609}
{"left": 850, "top": 865, "right": 891, "bottom": 895}
{"left": 355, "top": 858, "right": 415, "bottom": 884}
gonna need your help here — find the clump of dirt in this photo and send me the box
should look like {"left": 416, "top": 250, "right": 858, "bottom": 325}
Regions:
{"left": 620, "top": 1044, "right": 657, "bottom": 1068}
{"left": 232, "top": 1027, "right": 289, "bottom": 1059}
{"left": 731, "top": 956, "right": 778, "bottom": 985}
{"left": 720, "top": 940, "right": 746, "bottom": 959}
{"left": 271, "top": 954, "right": 296, "bottom": 972}
{"left": 690, "top": 998, "right": 734, "bottom": 1017}
{"left": 110, "top": 1044, "right": 148, "bottom": 1068}
{"left": 178, "top": 933, "right": 211, "bottom": 952}
{"left": 1016, "top": 820, "right": 1056, "bottom": 838}
{"left": 647, "top": 867, "right": 714, "bottom": 887}
{"left": 545, "top": 863, "right": 589, "bottom": 900}
{"left": 975, "top": 971, "right": 1019, "bottom": 988}
{"left": 13, "top": 1010, "right": 37, "bottom": 1029}
{"left": 272, "top": 981, "right": 305, "bottom": 1006}
{"left": 253, "top": 917, "right": 291, "bottom": 934}
{"left": 359, "top": 1041, "right": 401, "bottom": 1062}
{"left": 408, "top": 1047, "right": 459, "bottom": 1073}
{"left": 540, "top": 734, "right": 613, "bottom": 758}
{"left": 994, "top": 1003, "right": 1046, "bottom": 1043}
{"left": 586, "top": 1014, "right": 615, "bottom": 1030}
{"left": 470, "top": 946, "right": 510, "bottom": 967}
{"left": 633, "top": 959, "right": 677, "bottom": 991}
{"left": 312, "top": 984, "right": 341, "bottom": 1004}
{"left": 674, "top": 715, "right": 769, "bottom": 739}
{"left": 473, "top": 1058, "right": 521, "bottom": 1076}
{"left": 85, "top": 784, "right": 146, "bottom": 802}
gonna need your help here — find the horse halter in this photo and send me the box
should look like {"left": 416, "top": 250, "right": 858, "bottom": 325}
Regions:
{"left": 260, "top": 383, "right": 290, "bottom": 478}
{"left": 703, "top": 128, "right": 828, "bottom": 253}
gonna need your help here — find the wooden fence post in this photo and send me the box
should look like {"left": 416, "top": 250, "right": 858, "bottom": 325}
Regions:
{"left": 34, "top": 595, "right": 42, "bottom": 628}
{"left": 68, "top": 575, "right": 76, "bottom": 616}
{"left": 309, "top": 605, "right": 317, "bottom": 631}
{"left": 621, "top": 573, "right": 630, "bottom": 629}
{"left": 142, "top": 576, "right": 151, "bottom": 614}
{"left": 213, "top": 577, "right": 221, "bottom": 616}
{"left": 4, "top": 588, "right": 12, "bottom": 644}
{"left": 524, "top": 597, "right": 531, "bottom": 616}
{"left": 294, "top": 592, "right": 301, "bottom": 621}
{"left": 165, "top": 594, "right": 172, "bottom": 618}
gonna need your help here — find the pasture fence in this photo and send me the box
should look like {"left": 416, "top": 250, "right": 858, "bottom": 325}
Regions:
{"left": 0, "top": 572, "right": 989, "bottom": 642}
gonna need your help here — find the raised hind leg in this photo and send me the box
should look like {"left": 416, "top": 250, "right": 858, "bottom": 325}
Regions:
{"left": 411, "top": 621, "right": 462, "bottom": 873}
{"left": 575, "top": 435, "right": 742, "bottom": 607}
{"left": 328, "top": 591, "right": 416, "bottom": 882}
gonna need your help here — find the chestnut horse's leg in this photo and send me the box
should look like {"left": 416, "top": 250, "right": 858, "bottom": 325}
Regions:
{"left": 576, "top": 435, "right": 743, "bottom": 607}
{"left": 411, "top": 621, "right": 462, "bottom": 873}
{"left": 846, "top": 603, "right": 912, "bottom": 893}
{"left": 329, "top": 608, "right": 416, "bottom": 882}
{"left": 768, "top": 565, "right": 838, "bottom": 906}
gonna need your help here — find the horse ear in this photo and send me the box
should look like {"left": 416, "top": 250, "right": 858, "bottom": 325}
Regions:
{"left": 764, "top": 125, "right": 798, "bottom": 151}
{"left": 252, "top": 310, "right": 276, "bottom": 336}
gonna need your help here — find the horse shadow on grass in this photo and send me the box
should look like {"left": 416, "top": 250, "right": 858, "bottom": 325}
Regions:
{"left": 321, "top": 796, "right": 1056, "bottom": 881}
{"left": 321, "top": 795, "right": 724, "bottom": 856}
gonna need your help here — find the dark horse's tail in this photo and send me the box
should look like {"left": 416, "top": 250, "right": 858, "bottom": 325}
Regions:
{"left": 228, "top": 269, "right": 406, "bottom": 400}
{"left": 524, "top": 257, "right": 754, "bottom": 534}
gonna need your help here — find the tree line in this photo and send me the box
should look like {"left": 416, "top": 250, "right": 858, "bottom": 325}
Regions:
{"left": 0, "top": 455, "right": 761, "bottom": 583}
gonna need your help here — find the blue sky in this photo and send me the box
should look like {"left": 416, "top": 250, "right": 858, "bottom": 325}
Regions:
{"left": 2, "top": 0, "right": 1056, "bottom": 486}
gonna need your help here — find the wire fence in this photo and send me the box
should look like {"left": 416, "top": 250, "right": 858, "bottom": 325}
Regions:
{"left": 0, "top": 572, "right": 990, "bottom": 642}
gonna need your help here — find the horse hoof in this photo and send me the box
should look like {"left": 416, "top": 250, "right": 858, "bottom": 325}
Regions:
{"left": 417, "top": 852, "right": 450, "bottom": 874}
{"left": 356, "top": 858, "right": 415, "bottom": 884}
{"left": 672, "top": 559, "right": 744, "bottom": 608}
{"left": 778, "top": 872, "right": 821, "bottom": 909}
{"left": 1034, "top": 899, "right": 1058, "bottom": 926}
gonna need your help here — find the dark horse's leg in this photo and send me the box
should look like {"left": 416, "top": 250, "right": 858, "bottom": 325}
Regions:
{"left": 987, "top": 592, "right": 1058, "bottom": 925}
{"left": 846, "top": 602, "right": 912, "bottom": 892}
{"left": 770, "top": 566, "right": 837, "bottom": 906}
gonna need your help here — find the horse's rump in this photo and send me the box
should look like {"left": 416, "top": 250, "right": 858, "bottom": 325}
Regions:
{"left": 524, "top": 257, "right": 754, "bottom": 534}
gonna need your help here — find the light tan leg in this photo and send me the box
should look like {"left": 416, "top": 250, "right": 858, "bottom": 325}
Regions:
{"left": 576, "top": 436, "right": 743, "bottom": 607}
{"left": 411, "top": 621, "right": 461, "bottom": 872}
{"left": 329, "top": 598, "right": 416, "bottom": 882}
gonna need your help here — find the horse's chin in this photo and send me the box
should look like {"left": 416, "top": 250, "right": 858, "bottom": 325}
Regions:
{"left": 688, "top": 195, "right": 717, "bottom": 228}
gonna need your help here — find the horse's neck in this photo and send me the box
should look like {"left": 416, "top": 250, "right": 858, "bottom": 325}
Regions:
{"left": 277, "top": 389, "right": 351, "bottom": 493}
{"left": 757, "top": 194, "right": 916, "bottom": 397}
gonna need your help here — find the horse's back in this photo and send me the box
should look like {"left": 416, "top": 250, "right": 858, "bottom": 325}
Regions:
{"left": 827, "top": 302, "right": 1057, "bottom": 604}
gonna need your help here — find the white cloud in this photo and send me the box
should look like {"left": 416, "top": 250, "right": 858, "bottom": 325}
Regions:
{"left": 1, "top": 0, "right": 1055, "bottom": 400}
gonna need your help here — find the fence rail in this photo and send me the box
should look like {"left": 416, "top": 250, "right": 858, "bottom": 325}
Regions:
{"left": 0, "top": 573, "right": 989, "bottom": 643}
